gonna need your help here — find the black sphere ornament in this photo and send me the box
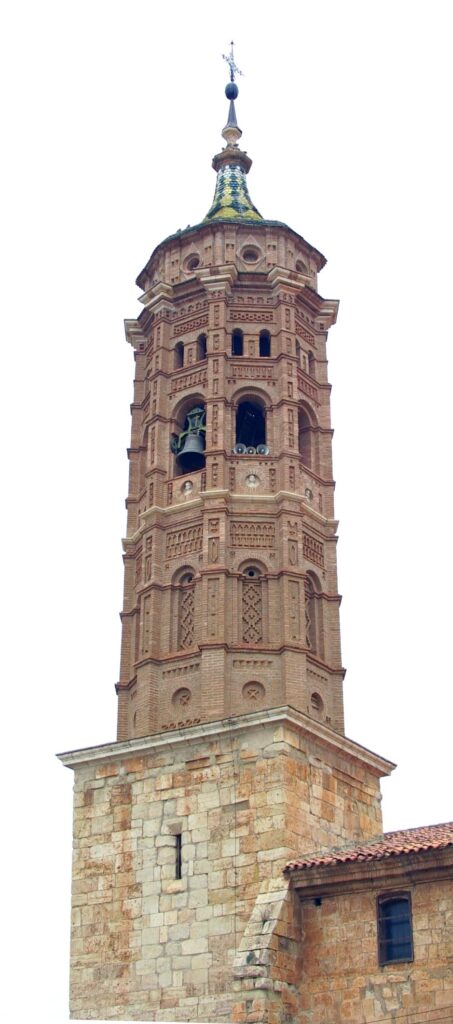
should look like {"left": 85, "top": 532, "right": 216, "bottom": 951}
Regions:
{"left": 225, "top": 82, "right": 239, "bottom": 100}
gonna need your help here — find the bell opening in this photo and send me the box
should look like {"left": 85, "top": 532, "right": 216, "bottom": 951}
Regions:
{"left": 172, "top": 404, "right": 206, "bottom": 477}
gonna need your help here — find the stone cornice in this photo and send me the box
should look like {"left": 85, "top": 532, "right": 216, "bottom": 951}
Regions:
{"left": 57, "top": 704, "right": 395, "bottom": 778}
{"left": 124, "top": 319, "right": 146, "bottom": 350}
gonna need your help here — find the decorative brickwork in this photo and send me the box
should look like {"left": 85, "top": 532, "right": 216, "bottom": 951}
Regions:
{"left": 242, "top": 580, "right": 263, "bottom": 643}
{"left": 172, "top": 315, "right": 208, "bottom": 336}
{"left": 303, "top": 531, "right": 324, "bottom": 567}
{"left": 166, "top": 525, "right": 202, "bottom": 559}
{"left": 230, "top": 522, "right": 275, "bottom": 547}
{"left": 169, "top": 367, "right": 208, "bottom": 395}
{"left": 178, "top": 586, "right": 195, "bottom": 649}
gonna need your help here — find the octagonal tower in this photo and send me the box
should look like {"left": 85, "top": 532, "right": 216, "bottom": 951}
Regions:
{"left": 117, "top": 83, "right": 343, "bottom": 745}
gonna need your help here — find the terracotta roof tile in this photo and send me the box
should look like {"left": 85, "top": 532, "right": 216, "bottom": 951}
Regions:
{"left": 284, "top": 821, "right": 453, "bottom": 873}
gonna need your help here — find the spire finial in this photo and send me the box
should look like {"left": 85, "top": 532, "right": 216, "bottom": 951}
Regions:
{"left": 203, "top": 44, "right": 262, "bottom": 223}
{"left": 221, "top": 41, "right": 243, "bottom": 148}
{"left": 222, "top": 41, "right": 243, "bottom": 83}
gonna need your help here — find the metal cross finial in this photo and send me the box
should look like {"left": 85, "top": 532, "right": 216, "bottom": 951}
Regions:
{"left": 222, "top": 41, "right": 243, "bottom": 82}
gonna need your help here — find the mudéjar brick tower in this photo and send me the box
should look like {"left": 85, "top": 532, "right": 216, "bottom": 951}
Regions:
{"left": 59, "top": 52, "right": 395, "bottom": 1022}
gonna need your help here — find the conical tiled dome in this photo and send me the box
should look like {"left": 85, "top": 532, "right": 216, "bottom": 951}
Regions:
{"left": 204, "top": 72, "right": 262, "bottom": 223}
{"left": 204, "top": 158, "right": 262, "bottom": 222}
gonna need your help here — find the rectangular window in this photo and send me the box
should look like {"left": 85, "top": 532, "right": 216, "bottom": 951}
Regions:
{"left": 175, "top": 833, "right": 182, "bottom": 880}
{"left": 377, "top": 893, "right": 413, "bottom": 965}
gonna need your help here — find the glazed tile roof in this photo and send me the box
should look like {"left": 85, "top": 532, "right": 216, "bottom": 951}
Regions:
{"left": 204, "top": 161, "right": 262, "bottom": 222}
{"left": 285, "top": 822, "right": 453, "bottom": 873}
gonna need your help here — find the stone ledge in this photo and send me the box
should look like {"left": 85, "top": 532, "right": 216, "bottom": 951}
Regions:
{"left": 58, "top": 705, "right": 395, "bottom": 779}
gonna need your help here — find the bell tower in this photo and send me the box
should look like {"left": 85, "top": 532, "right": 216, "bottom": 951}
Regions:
{"left": 117, "top": 67, "right": 344, "bottom": 746}
{"left": 60, "top": 54, "right": 394, "bottom": 1024}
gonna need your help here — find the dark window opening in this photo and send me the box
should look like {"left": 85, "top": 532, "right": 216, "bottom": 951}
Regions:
{"left": 308, "top": 351, "right": 315, "bottom": 377}
{"left": 298, "top": 408, "right": 312, "bottom": 467}
{"left": 296, "top": 340, "right": 302, "bottom": 367}
{"left": 174, "top": 341, "right": 184, "bottom": 370}
{"left": 197, "top": 334, "right": 207, "bottom": 360}
{"left": 175, "top": 833, "right": 182, "bottom": 879}
{"left": 259, "top": 330, "right": 271, "bottom": 357}
{"left": 236, "top": 401, "right": 266, "bottom": 448}
{"left": 378, "top": 895, "right": 413, "bottom": 965}
{"left": 232, "top": 329, "right": 244, "bottom": 356}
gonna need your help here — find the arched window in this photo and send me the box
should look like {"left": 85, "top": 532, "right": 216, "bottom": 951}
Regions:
{"left": 241, "top": 565, "right": 263, "bottom": 644}
{"left": 232, "top": 329, "right": 244, "bottom": 356}
{"left": 310, "top": 692, "right": 324, "bottom": 717}
{"left": 178, "top": 572, "right": 195, "bottom": 650}
{"left": 259, "top": 330, "right": 271, "bottom": 357}
{"left": 298, "top": 408, "right": 312, "bottom": 467}
{"left": 296, "top": 339, "right": 303, "bottom": 367}
{"left": 378, "top": 895, "right": 413, "bottom": 965}
{"left": 236, "top": 400, "right": 266, "bottom": 448}
{"left": 307, "top": 351, "right": 315, "bottom": 378}
{"left": 197, "top": 334, "right": 207, "bottom": 361}
{"left": 174, "top": 341, "right": 184, "bottom": 370}
{"left": 304, "top": 573, "right": 323, "bottom": 657}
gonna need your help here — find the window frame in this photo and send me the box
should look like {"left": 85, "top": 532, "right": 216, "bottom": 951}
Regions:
{"left": 377, "top": 892, "right": 414, "bottom": 967}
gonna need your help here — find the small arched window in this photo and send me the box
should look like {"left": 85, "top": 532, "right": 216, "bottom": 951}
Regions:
{"left": 307, "top": 351, "right": 315, "bottom": 378}
{"left": 296, "top": 339, "right": 302, "bottom": 367}
{"left": 378, "top": 895, "right": 413, "bottom": 965}
{"left": 174, "top": 341, "right": 184, "bottom": 370}
{"left": 232, "top": 329, "right": 244, "bottom": 356}
{"left": 197, "top": 334, "right": 207, "bottom": 361}
{"left": 259, "top": 330, "right": 271, "bottom": 357}
{"left": 236, "top": 400, "right": 266, "bottom": 448}
{"left": 298, "top": 408, "right": 312, "bottom": 467}
{"left": 310, "top": 692, "right": 324, "bottom": 717}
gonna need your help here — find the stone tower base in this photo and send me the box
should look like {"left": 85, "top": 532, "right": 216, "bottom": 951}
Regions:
{"left": 59, "top": 707, "right": 393, "bottom": 1022}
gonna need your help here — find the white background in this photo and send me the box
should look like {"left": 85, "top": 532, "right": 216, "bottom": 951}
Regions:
{"left": 1, "top": 2, "right": 452, "bottom": 1021}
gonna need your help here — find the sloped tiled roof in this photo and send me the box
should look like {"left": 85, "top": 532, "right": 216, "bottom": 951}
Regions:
{"left": 285, "top": 822, "right": 453, "bottom": 873}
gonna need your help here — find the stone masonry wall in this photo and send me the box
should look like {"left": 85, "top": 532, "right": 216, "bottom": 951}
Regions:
{"left": 67, "top": 712, "right": 389, "bottom": 1021}
{"left": 297, "top": 873, "right": 453, "bottom": 1023}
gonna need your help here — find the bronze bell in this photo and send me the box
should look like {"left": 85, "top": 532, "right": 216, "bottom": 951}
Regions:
{"left": 176, "top": 432, "right": 205, "bottom": 472}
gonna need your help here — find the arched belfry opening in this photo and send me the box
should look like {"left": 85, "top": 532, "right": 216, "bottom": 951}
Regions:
{"left": 171, "top": 402, "right": 206, "bottom": 476}
{"left": 236, "top": 399, "right": 266, "bottom": 449}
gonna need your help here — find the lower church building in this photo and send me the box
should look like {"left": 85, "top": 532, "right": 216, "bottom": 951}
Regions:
{"left": 59, "top": 56, "right": 453, "bottom": 1023}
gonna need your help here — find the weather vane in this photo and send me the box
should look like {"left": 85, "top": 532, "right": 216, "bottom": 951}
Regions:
{"left": 222, "top": 41, "right": 243, "bottom": 82}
